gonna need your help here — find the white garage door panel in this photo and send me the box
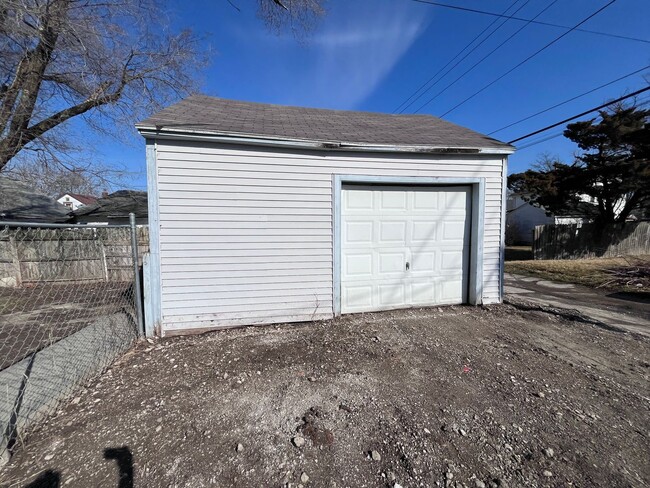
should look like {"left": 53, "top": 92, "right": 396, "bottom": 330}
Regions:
{"left": 341, "top": 185, "right": 471, "bottom": 313}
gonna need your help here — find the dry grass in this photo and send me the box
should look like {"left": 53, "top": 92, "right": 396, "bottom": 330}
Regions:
{"left": 506, "top": 255, "right": 650, "bottom": 295}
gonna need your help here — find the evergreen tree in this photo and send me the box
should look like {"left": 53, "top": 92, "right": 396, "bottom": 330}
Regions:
{"left": 509, "top": 103, "right": 650, "bottom": 224}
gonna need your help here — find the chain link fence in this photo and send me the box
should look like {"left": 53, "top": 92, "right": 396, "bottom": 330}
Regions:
{"left": 0, "top": 219, "right": 147, "bottom": 464}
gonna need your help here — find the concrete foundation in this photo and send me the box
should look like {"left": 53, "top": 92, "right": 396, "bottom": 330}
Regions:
{"left": 0, "top": 313, "right": 137, "bottom": 465}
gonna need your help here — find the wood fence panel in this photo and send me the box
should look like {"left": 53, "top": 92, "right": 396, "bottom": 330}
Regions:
{"left": 533, "top": 222, "right": 650, "bottom": 260}
{"left": 0, "top": 226, "right": 150, "bottom": 287}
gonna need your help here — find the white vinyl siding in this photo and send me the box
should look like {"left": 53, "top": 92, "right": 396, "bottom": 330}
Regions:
{"left": 153, "top": 139, "right": 506, "bottom": 333}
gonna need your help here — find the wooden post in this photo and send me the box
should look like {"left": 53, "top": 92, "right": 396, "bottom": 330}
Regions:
{"left": 9, "top": 233, "right": 22, "bottom": 287}
{"left": 99, "top": 237, "right": 109, "bottom": 282}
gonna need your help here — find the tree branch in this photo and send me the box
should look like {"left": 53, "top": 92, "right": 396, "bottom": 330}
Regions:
{"left": 273, "top": 0, "right": 289, "bottom": 10}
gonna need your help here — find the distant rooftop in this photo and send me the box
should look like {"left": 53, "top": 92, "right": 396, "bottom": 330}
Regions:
{"left": 0, "top": 176, "right": 70, "bottom": 222}
{"left": 72, "top": 190, "right": 147, "bottom": 219}
{"left": 61, "top": 193, "right": 98, "bottom": 206}
{"left": 137, "top": 95, "right": 513, "bottom": 153}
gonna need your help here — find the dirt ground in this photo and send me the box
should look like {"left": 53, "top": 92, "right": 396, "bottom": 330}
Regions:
{"left": 1, "top": 304, "right": 649, "bottom": 488}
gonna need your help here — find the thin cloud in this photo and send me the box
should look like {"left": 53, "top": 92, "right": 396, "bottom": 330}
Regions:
{"left": 283, "top": 2, "right": 430, "bottom": 109}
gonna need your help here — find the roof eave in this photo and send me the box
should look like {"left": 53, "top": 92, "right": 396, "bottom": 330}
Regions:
{"left": 136, "top": 125, "right": 515, "bottom": 155}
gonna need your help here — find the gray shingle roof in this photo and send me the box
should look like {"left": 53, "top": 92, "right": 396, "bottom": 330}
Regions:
{"left": 137, "top": 95, "right": 513, "bottom": 152}
{"left": 72, "top": 190, "right": 147, "bottom": 219}
{"left": 0, "top": 176, "right": 70, "bottom": 222}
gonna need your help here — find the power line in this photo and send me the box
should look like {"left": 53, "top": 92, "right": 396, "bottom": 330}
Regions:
{"left": 508, "top": 85, "right": 650, "bottom": 144}
{"left": 412, "top": 0, "right": 559, "bottom": 114}
{"left": 513, "top": 93, "right": 650, "bottom": 150}
{"left": 440, "top": 0, "right": 619, "bottom": 118}
{"left": 410, "top": 0, "right": 650, "bottom": 44}
{"left": 515, "top": 131, "right": 564, "bottom": 150}
{"left": 488, "top": 65, "right": 650, "bottom": 135}
{"left": 394, "top": 0, "right": 528, "bottom": 114}
{"left": 395, "top": 0, "right": 523, "bottom": 114}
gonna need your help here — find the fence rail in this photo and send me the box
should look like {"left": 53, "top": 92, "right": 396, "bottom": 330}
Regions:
{"left": 533, "top": 221, "right": 650, "bottom": 260}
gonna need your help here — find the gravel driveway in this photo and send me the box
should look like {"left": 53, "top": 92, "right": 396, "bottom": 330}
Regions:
{"left": 1, "top": 304, "right": 648, "bottom": 487}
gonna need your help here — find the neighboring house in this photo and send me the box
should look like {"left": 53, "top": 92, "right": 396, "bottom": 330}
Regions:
{"left": 552, "top": 194, "right": 599, "bottom": 225}
{"left": 0, "top": 176, "right": 70, "bottom": 223}
{"left": 57, "top": 193, "right": 98, "bottom": 211}
{"left": 71, "top": 190, "right": 148, "bottom": 225}
{"left": 506, "top": 191, "right": 617, "bottom": 243}
{"left": 553, "top": 199, "right": 634, "bottom": 225}
{"left": 508, "top": 183, "right": 632, "bottom": 238}
{"left": 553, "top": 215, "right": 589, "bottom": 225}
{"left": 506, "top": 193, "right": 553, "bottom": 244}
{"left": 136, "top": 95, "right": 514, "bottom": 336}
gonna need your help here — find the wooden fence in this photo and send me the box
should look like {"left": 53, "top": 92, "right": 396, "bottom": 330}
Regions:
{"left": 0, "top": 226, "right": 149, "bottom": 287}
{"left": 533, "top": 221, "right": 650, "bottom": 260}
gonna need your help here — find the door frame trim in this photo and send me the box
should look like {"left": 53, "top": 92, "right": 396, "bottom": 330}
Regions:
{"left": 333, "top": 175, "right": 485, "bottom": 316}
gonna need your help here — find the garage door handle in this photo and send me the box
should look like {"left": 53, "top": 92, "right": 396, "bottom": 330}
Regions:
{"left": 406, "top": 261, "right": 410, "bottom": 271}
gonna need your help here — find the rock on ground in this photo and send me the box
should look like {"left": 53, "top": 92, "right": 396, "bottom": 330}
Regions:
{"left": 0, "top": 305, "right": 648, "bottom": 487}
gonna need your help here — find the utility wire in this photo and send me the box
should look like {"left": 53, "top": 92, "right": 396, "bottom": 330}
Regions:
{"left": 508, "top": 85, "right": 650, "bottom": 144}
{"left": 513, "top": 93, "right": 650, "bottom": 150}
{"left": 413, "top": 0, "right": 559, "bottom": 114}
{"left": 394, "top": 0, "right": 527, "bottom": 114}
{"left": 515, "top": 131, "right": 564, "bottom": 150}
{"left": 440, "top": 0, "right": 619, "bottom": 118}
{"left": 410, "top": 0, "right": 650, "bottom": 44}
{"left": 488, "top": 65, "right": 650, "bottom": 135}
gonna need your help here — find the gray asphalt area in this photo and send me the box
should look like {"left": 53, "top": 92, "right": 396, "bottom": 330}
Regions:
{"left": 505, "top": 273, "right": 650, "bottom": 337}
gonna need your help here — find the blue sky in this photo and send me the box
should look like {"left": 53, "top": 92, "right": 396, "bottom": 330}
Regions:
{"left": 89, "top": 0, "right": 649, "bottom": 190}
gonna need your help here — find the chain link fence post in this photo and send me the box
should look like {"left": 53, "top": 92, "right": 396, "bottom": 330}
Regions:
{"left": 130, "top": 213, "right": 145, "bottom": 337}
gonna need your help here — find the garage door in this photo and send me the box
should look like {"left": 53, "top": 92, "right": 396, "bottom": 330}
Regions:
{"left": 341, "top": 185, "right": 471, "bottom": 314}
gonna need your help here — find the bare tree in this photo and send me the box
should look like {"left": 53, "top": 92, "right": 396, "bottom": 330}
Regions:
{"left": 257, "top": 0, "right": 326, "bottom": 37}
{"left": 5, "top": 155, "right": 132, "bottom": 197}
{"left": 0, "top": 0, "right": 326, "bottom": 172}
{"left": 532, "top": 152, "right": 563, "bottom": 172}
{"left": 0, "top": 0, "right": 204, "bottom": 170}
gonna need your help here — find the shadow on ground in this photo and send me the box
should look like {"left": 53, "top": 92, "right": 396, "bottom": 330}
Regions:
{"left": 1, "top": 305, "right": 648, "bottom": 487}
{"left": 504, "top": 246, "right": 532, "bottom": 261}
{"left": 17, "top": 446, "right": 133, "bottom": 488}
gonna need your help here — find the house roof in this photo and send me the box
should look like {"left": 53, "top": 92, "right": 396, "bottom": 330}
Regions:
{"left": 0, "top": 176, "right": 71, "bottom": 222}
{"left": 72, "top": 190, "right": 147, "bottom": 220}
{"left": 137, "top": 95, "right": 514, "bottom": 154}
{"left": 61, "top": 193, "right": 98, "bottom": 205}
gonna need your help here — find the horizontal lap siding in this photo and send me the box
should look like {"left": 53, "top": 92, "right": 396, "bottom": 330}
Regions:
{"left": 155, "top": 140, "right": 505, "bottom": 331}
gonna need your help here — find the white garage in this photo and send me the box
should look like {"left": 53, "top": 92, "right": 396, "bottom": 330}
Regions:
{"left": 137, "top": 96, "right": 514, "bottom": 336}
